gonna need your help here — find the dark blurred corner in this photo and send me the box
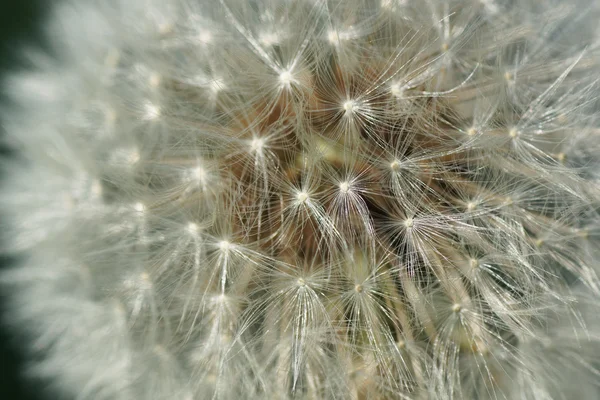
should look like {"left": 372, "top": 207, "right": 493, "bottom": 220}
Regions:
{"left": 0, "top": 1, "right": 49, "bottom": 400}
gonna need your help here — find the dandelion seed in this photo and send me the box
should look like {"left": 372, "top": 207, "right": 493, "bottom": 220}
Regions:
{"left": 187, "top": 222, "right": 199, "bottom": 234}
{"left": 327, "top": 30, "right": 341, "bottom": 45}
{"left": 158, "top": 22, "right": 173, "bottom": 36}
{"left": 218, "top": 240, "right": 231, "bottom": 252}
{"left": 148, "top": 73, "right": 161, "bottom": 88}
{"left": 279, "top": 70, "right": 295, "bottom": 87}
{"left": 134, "top": 202, "right": 146, "bottom": 214}
{"left": 188, "top": 166, "right": 207, "bottom": 184}
{"left": 209, "top": 78, "right": 225, "bottom": 94}
{"left": 339, "top": 181, "right": 350, "bottom": 194}
{"left": 258, "top": 31, "right": 280, "bottom": 47}
{"left": 296, "top": 191, "right": 309, "bottom": 203}
{"left": 105, "top": 107, "right": 117, "bottom": 125}
{"left": 104, "top": 48, "right": 120, "bottom": 68}
{"left": 143, "top": 102, "right": 161, "bottom": 120}
{"left": 342, "top": 100, "right": 358, "bottom": 114}
{"left": 390, "top": 83, "right": 404, "bottom": 98}
{"left": 111, "top": 147, "right": 140, "bottom": 166}
{"left": 197, "top": 30, "right": 213, "bottom": 44}
{"left": 249, "top": 137, "right": 265, "bottom": 152}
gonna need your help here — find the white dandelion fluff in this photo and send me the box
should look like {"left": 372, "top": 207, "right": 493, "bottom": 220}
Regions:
{"left": 2, "top": 0, "right": 600, "bottom": 399}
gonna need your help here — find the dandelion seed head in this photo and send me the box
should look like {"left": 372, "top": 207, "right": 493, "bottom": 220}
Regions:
{"left": 3, "top": 1, "right": 600, "bottom": 399}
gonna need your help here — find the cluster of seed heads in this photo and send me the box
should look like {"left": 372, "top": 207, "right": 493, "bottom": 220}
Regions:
{"left": 3, "top": 0, "right": 600, "bottom": 399}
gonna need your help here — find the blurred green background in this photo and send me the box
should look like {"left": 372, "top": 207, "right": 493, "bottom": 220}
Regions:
{"left": 0, "top": 0, "right": 45, "bottom": 70}
{"left": 0, "top": 1, "right": 49, "bottom": 399}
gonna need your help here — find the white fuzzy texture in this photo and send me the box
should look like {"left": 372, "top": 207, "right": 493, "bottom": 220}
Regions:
{"left": 3, "top": 0, "right": 600, "bottom": 399}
